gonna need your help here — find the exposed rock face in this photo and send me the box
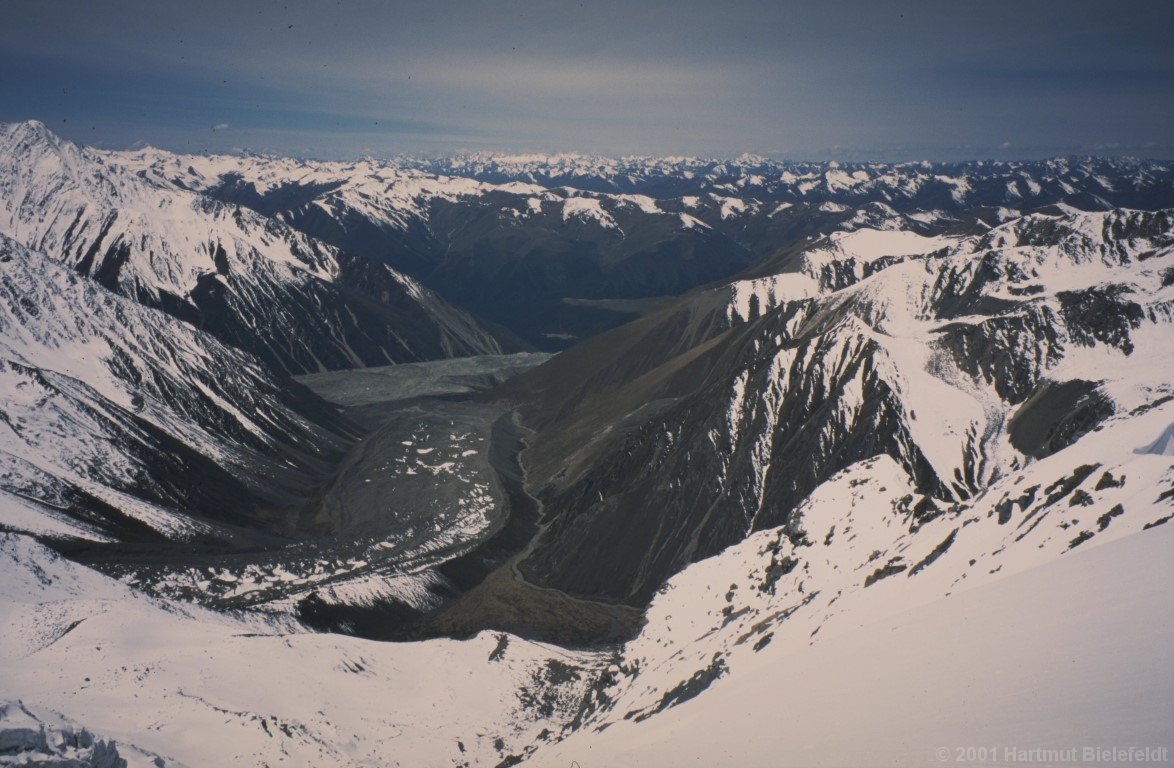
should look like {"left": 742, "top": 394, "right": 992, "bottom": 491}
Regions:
{"left": 0, "top": 234, "right": 354, "bottom": 543}
{"left": 0, "top": 121, "right": 519, "bottom": 376}
{"left": 511, "top": 208, "right": 1174, "bottom": 604}
{"left": 111, "top": 146, "right": 1174, "bottom": 348}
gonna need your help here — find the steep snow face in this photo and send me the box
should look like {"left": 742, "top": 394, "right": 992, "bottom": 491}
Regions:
{"left": 0, "top": 533, "right": 601, "bottom": 768}
{"left": 0, "top": 121, "right": 511, "bottom": 374}
{"left": 527, "top": 400, "right": 1174, "bottom": 766}
{"left": 0, "top": 235, "right": 350, "bottom": 543}
{"left": 520, "top": 207, "right": 1174, "bottom": 604}
{"left": 0, "top": 122, "right": 332, "bottom": 293}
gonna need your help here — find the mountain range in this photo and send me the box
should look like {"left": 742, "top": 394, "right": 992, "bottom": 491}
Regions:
{"left": 0, "top": 121, "right": 1170, "bottom": 767}
{"left": 111, "top": 141, "right": 1174, "bottom": 349}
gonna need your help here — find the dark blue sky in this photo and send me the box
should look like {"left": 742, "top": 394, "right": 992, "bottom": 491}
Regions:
{"left": 2, "top": 0, "right": 1171, "bottom": 159}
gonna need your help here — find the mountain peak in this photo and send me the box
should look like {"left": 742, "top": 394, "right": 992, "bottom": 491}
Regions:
{"left": 0, "top": 120, "right": 83, "bottom": 171}
{"left": 2, "top": 119, "right": 61, "bottom": 147}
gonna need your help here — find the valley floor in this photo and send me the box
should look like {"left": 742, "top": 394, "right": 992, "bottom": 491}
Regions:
{"left": 65, "top": 354, "right": 563, "bottom": 636}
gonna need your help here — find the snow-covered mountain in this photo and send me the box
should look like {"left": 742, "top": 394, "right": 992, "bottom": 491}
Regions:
{"left": 508, "top": 207, "right": 1174, "bottom": 603}
{"left": 0, "top": 234, "right": 355, "bottom": 544}
{"left": 1, "top": 128, "right": 1171, "bottom": 767}
{"left": 0, "top": 121, "right": 517, "bottom": 375}
{"left": 106, "top": 144, "right": 1174, "bottom": 349}
{"left": 109, "top": 146, "right": 760, "bottom": 348}
{"left": 421, "top": 152, "right": 1174, "bottom": 210}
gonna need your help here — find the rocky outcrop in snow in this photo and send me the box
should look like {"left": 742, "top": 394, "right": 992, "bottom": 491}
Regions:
{"left": 0, "top": 235, "right": 354, "bottom": 543}
{"left": 0, "top": 121, "right": 516, "bottom": 375}
{"left": 514, "top": 207, "right": 1174, "bottom": 604}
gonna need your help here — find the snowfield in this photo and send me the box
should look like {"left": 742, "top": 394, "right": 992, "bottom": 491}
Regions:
{"left": 525, "top": 398, "right": 1174, "bottom": 765}
{"left": 533, "top": 521, "right": 1174, "bottom": 768}
{"left": 0, "top": 533, "right": 603, "bottom": 767}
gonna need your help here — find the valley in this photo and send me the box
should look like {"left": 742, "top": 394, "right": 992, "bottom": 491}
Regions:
{"left": 63, "top": 355, "right": 553, "bottom": 635}
{"left": 0, "top": 121, "right": 1171, "bottom": 767}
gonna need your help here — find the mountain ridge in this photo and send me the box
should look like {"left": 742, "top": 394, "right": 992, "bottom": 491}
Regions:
{"left": 505, "top": 207, "right": 1173, "bottom": 603}
{"left": 107, "top": 139, "right": 1174, "bottom": 347}
{"left": 0, "top": 121, "right": 521, "bottom": 375}
{"left": 0, "top": 122, "right": 1171, "bottom": 768}
{"left": 0, "top": 233, "right": 355, "bottom": 544}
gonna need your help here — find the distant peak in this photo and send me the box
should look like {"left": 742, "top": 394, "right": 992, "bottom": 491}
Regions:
{"left": 7, "top": 118, "right": 51, "bottom": 135}
{"left": 3, "top": 119, "right": 64, "bottom": 149}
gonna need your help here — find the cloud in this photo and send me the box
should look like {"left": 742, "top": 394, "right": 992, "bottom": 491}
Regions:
{"left": 2, "top": 0, "right": 1171, "bottom": 158}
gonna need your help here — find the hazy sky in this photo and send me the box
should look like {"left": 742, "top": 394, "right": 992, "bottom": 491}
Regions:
{"left": 2, "top": 0, "right": 1171, "bottom": 160}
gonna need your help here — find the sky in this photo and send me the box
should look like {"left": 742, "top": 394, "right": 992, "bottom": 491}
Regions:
{"left": 1, "top": 0, "right": 1171, "bottom": 160}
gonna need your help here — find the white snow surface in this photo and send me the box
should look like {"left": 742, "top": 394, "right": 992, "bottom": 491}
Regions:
{"left": 0, "top": 235, "right": 340, "bottom": 540}
{"left": 827, "top": 227, "right": 953, "bottom": 261}
{"left": 533, "top": 522, "right": 1173, "bottom": 768}
{"left": 0, "top": 533, "right": 603, "bottom": 767}
{"left": 527, "top": 398, "right": 1174, "bottom": 765}
{"left": 561, "top": 195, "right": 620, "bottom": 229}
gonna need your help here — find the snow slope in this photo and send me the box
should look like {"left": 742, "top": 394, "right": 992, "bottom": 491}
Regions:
{"left": 0, "top": 121, "right": 512, "bottom": 375}
{"left": 525, "top": 390, "right": 1174, "bottom": 765}
{"left": 531, "top": 522, "right": 1173, "bottom": 768}
{"left": 0, "top": 532, "right": 599, "bottom": 768}
{"left": 0, "top": 234, "right": 350, "bottom": 543}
